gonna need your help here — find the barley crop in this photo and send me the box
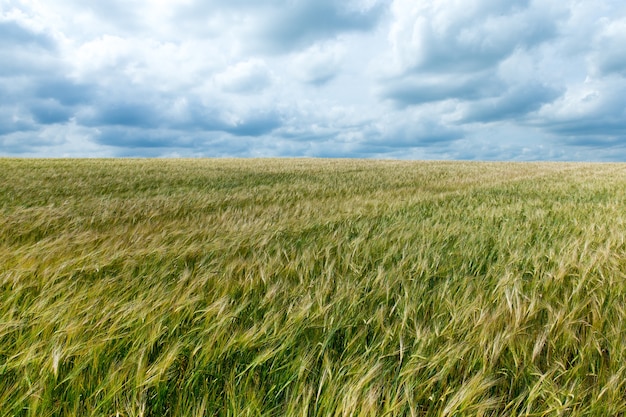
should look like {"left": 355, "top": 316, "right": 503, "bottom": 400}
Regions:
{"left": 1, "top": 158, "right": 626, "bottom": 416}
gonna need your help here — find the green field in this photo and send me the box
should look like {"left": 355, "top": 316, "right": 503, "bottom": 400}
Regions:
{"left": 2, "top": 159, "right": 626, "bottom": 416}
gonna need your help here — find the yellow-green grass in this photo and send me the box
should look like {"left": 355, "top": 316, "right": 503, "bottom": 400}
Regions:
{"left": 1, "top": 158, "right": 626, "bottom": 416}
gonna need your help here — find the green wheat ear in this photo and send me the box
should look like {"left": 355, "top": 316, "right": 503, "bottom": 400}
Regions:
{"left": 1, "top": 158, "right": 625, "bottom": 416}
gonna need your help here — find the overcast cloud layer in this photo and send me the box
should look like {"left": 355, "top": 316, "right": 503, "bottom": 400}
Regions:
{"left": 1, "top": 0, "right": 625, "bottom": 160}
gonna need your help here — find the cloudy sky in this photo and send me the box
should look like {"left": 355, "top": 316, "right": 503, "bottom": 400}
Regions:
{"left": 1, "top": 0, "right": 625, "bottom": 160}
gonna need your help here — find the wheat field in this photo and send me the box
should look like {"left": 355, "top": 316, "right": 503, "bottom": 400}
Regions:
{"left": 1, "top": 158, "right": 626, "bottom": 416}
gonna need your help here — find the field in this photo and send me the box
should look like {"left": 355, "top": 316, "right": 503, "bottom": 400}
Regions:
{"left": 1, "top": 158, "right": 626, "bottom": 416}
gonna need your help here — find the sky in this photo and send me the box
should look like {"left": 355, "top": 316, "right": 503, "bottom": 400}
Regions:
{"left": 1, "top": 0, "right": 626, "bottom": 160}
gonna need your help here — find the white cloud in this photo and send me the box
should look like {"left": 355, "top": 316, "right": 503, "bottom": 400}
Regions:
{"left": 70, "top": 35, "right": 134, "bottom": 80}
{"left": 214, "top": 59, "right": 274, "bottom": 94}
{"left": 590, "top": 17, "right": 626, "bottom": 77}
{"left": 1, "top": 0, "right": 626, "bottom": 160}
{"left": 289, "top": 42, "right": 345, "bottom": 86}
{"left": 386, "top": 0, "right": 563, "bottom": 74}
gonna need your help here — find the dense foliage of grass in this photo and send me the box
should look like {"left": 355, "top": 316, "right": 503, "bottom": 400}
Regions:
{"left": 2, "top": 158, "right": 626, "bottom": 416}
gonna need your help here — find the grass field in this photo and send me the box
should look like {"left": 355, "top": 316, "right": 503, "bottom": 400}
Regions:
{"left": 1, "top": 158, "right": 626, "bottom": 416}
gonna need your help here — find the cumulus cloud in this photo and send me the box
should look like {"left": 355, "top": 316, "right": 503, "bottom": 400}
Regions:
{"left": 253, "top": 0, "right": 385, "bottom": 53}
{"left": 459, "top": 82, "right": 562, "bottom": 123}
{"left": 0, "top": 20, "right": 55, "bottom": 49}
{"left": 380, "top": 72, "right": 505, "bottom": 106}
{"left": 1, "top": 0, "right": 626, "bottom": 160}
{"left": 289, "top": 42, "right": 345, "bottom": 86}
{"left": 214, "top": 59, "right": 273, "bottom": 94}
{"left": 386, "top": 0, "right": 565, "bottom": 74}
{"left": 379, "top": 0, "right": 569, "bottom": 106}
{"left": 590, "top": 17, "right": 626, "bottom": 77}
{"left": 28, "top": 99, "right": 73, "bottom": 124}
{"left": 80, "top": 100, "right": 162, "bottom": 128}
{"left": 171, "top": 0, "right": 386, "bottom": 53}
{"left": 93, "top": 127, "right": 194, "bottom": 149}
{"left": 0, "top": 106, "right": 36, "bottom": 136}
{"left": 0, "top": 19, "right": 59, "bottom": 76}
{"left": 34, "top": 78, "right": 95, "bottom": 106}
{"left": 533, "top": 76, "right": 626, "bottom": 144}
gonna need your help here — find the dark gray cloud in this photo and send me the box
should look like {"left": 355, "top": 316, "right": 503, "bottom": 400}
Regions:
{"left": 175, "top": 0, "right": 385, "bottom": 53}
{"left": 460, "top": 83, "right": 562, "bottom": 123}
{"left": 596, "top": 53, "right": 626, "bottom": 78}
{"left": 223, "top": 113, "right": 283, "bottom": 137}
{"left": 305, "top": 73, "right": 335, "bottom": 87}
{"left": 29, "top": 99, "right": 74, "bottom": 124}
{"left": 0, "top": 50, "right": 57, "bottom": 77}
{"left": 94, "top": 127, "right": 193, "bottom": 149}
{"left": 0, "top": 21, "right": 55, "bottom": 49}
{"left": 544, "top": 119, "right": 626, "bottom": 147}
{"left": 93, "top": 127, "right": 273, "bottom": 157}
{"left": 0, "top": 79, "right": 28, "bottom": 104}
{"left": 530, "top": 76, "right": 626, "bottom": 148}
{"left": 81, "top": 101, "right": 161, "bottom": 128}
{"left": 35, "top": 79, "right": 96, "bottom": 106}
{"left": 79, "top": 93, "right": 283, "bottom": 138}
{"left": 0, "top": 76, "right": 92, "bottom": 129}
{"left": 0, "top": 107, "right": 36, "bottom": 135}
{"left": 367, "top": 120, "right": 464, "bottom": 150}
{"left": 0, "top": 21, "right": 59, "bottom": 77}
{"left": 0, "top": 19, "right": 81, "bottom": 133}
{"left": 560, "top": 134, "right": 626, "bottom": 148}
{"left": 180, "top": 104, "right": 284, "bottom": 136}
{"left": 256, "top": 0, "right": 385, "bottom": 53}
{"left": 380, "top": 72, "right": 505, "bottom": 106}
